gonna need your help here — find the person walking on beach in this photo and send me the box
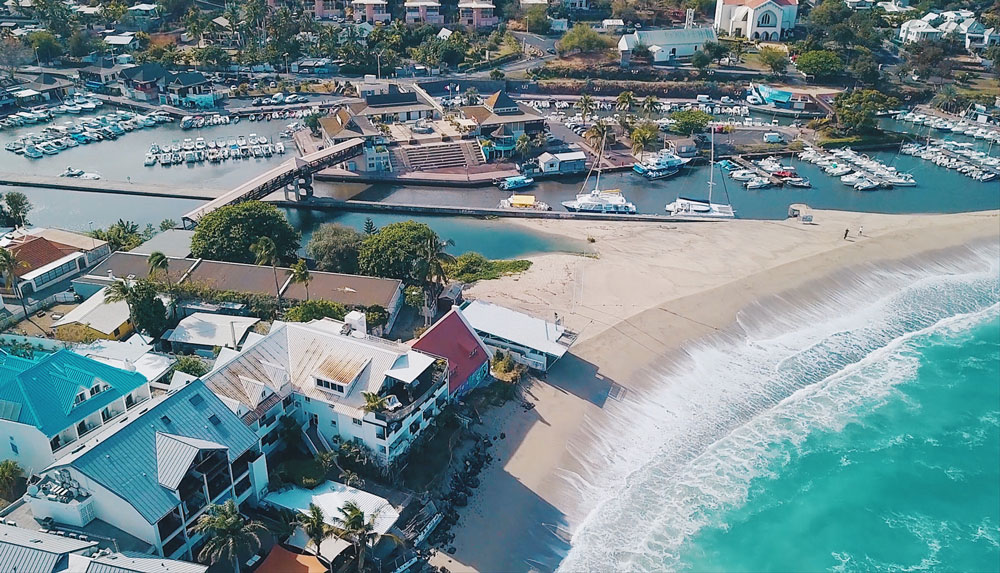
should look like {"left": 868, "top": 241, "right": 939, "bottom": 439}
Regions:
{"left": 844, "top": 228, "right": 850, "bottom": 240}
{"left": 858, "top": 225, "right": 864, "bottom": 237}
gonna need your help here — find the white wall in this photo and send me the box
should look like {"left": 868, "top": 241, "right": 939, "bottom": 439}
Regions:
{"left": 0, "top": 421, "right": 56, "bottom": 475}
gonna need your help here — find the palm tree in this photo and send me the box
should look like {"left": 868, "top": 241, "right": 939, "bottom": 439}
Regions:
{"left": 291, "top": 259, "right": 312, "bottom": 301}
{"left": 223, "top": 3, "right": 242, "bottom": 45}
{"left": 331, "top": 502, "right": 403, "bottom": 573}
{"left": 147, "top": 251, "right": 170, "bottom": 286}
{"left": 339, "top": 469, "right": 363, "bottom": 488}
{"left": 414, "top": 236, "right": 455, "bottom": 326}
{"left": 298, "top": 503, "right": 334, "bottom": 557}
{"left": 514, "top": 134, "right": 533, "bottom": 158}
{"left": 104, "top": 279, "right": 136, "bottom": 326}
{"left": 640, "top": 95, "right": 661, "bottom": 118}
{"left": 584, "top": 121, "right": 612, "bottom": 152}
{"left": 267, "top": 508, "right": 300, "bottom": 544}
{"left": 931, "top": 84, "right": 960, "bottom": 113}
{"left": 630, "top": 126, "right": 656, "bottom": 158}
{"left": 192, "top": 500, "right": 266, "bottom": 572}
{"left": 615, "top": 90, "right": 635, "bottom": 111}
{"left": 251, "top": 237, "right": 283, "bottom": 309}
{"left": 0, "top": 459, "right": 22, "bottom": 498}
{"left": 0, "top": 248, "right": 30, "bottom": 319}
{"left": 362, "top": 391, "right": 387, "bottom": 413}
{"left": 615, "top": 113, "right": 633, "bottom": 136}
{"left": 575, "top": 94, "right": 596, "bottom": 125}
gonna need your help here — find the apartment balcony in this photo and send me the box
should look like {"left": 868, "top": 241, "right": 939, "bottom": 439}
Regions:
{"left": 125, "top": 393, "right": 150, "bottom": 410}
{"left": 375, "top": 367, "right": 448, "bottom": 426}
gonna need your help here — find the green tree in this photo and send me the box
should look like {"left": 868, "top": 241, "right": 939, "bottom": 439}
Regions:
{"left": 931, "top": 84, "right": 961, "bottom": 114}
{"left": 413, "top": 234, "right": 455, "bottom": 325}
{"left": 0, "top": 459, "right": 22, "bottom": 499}
{"left": 629, "top": 122, "right": 658, "bottom": 157}
{"left": 147, "top": 251, "right": 170, "bottom": 285}
{"left": 757, "top": 47, "right": 789, "bottom": 76}
{"left": 67, "top": 30, "right": 94, "bottom": 58}
{"left": 833, "top": 89, "right": 899, "bottom": 135}
{"left": 558, "top": 23, "right": 614, "bottom": 55}
{"left": 130, "top": 280, "right": 168, "bottom": 336}
{"left": 298, "top": 503, "right": 334, "bottom": 557}
{"left": 4, "top": 192, "right": 31, "bottom": 228}
{"left": 361, "top": 391, "right": 387, "bottom": 413}
{"left": 290, "top": 259, "right": 312, "bottom": 301}
{"left": 285, "top": 299, "right": 348, "bottom": 322}
{"left": 514, "top": 134, "right": 538, "bottom": 158}
{"left": 251, "top": 236, "right": 283, "bottom": 309}
{"left": 584, "top": 121, "right": 612, "bottom": 152}
{"left": 669, "top": 109, "right": 713, "bottom": 135}
{"left": 173, "top": 355, "right": 209, "bottom": 377}
{"left": 100, "top": 0, "right": 127, "bottom": 22}
{"left": 575, "top": 93, "right": 597, "bottom": 124}
{"left": 190, "top": 201, "right": 300, "bottom": 264}
{"left": 691, "top": 50, "right": 711, "bottom": 72}
{"left": 729, "top": 40, "right": 746, "bottom": 63}
{"left": 358, "top": 221, "right": 442, "bottom": 284}
{"left": 702, "top": 40, "right": 729, "bottom": 64}
{"left": 489, "top": 68, "right": 505, "bottom": 81}
{"left": 28, "top": 31, "right": 62, "bottom": 63}
{"left": 615, "top": 90, "right": 635, "bottom": 111}
{"left": 0, "top": 37, "right": 32, "bottom": 78}
{"left": 525, "top": 5, "right": 550, "bottom": 33}
{"left": 331, "top": 501, "right": 402, "bottom": 573}
{"left": 850, "top": 52, "right": 880, "bottom": 85}
{"left": 160, "top": 219, "right": 177, "bottom": 231}
{"left": 304, "top": 112, "right": 324, "bottom": 136}
{"left": 795, "top": 50, "right": 844, "bottom": 79}
{"left": 0, "top": 249, "right": 29, "bottom": 318}
{"left": 103, "top": 279, "right": 136, "bottom": 331}
{"left": 89, "top": 219, "right": 149, "bottom": 252}
{"left": 362, "top": 218, "right": 377, "bottom": 236}
{"left": 640, "top": 95, "right": 661, "bottom": 118}
{"left": 306, "top": 223, "right": 363, "bottom": 274}
{"left": 193, "top": 500, "right": 266, "bottom": 571}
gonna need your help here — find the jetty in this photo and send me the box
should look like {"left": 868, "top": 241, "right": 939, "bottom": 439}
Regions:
{"left": 0, "top": 172, "right": 223, "bottom": 200}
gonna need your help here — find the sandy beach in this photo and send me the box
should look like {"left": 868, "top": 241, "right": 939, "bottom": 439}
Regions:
{"left": 431, "top": 207, "right": 1000, "bottom": 573}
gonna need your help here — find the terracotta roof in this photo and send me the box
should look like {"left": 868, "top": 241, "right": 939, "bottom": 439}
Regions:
{"left": 258, "top": 546, "right": 325, "bottom": 573}
{"left": 412, "top": 308, "right": 490, "bottom": 394}
{"left": 186, "top": 260, "right": 291, "bottom": 297}
{"left": 7, "top": 236, "right": 71, "bottom": 272}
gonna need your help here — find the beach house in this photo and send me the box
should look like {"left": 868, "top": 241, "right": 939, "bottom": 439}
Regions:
{"left": 0, "top": 349, "right": 151, "bottom": 475}
{"left": 20, "top": 380, "right": 268, "bottom": 561}
{"left": 163, "top": 312, "right": 261, "bottom": 355}
{"left": 412, "top": 306, "right": 492, "bottom": 395}
{"left": 460, "top": 300, "right": 576, "bottom": 372}
{"left": 51, "top": 287, "right": 133, "bottom": 342}
{"left": 201, "top": 315, "right": 450, "bottom": 465}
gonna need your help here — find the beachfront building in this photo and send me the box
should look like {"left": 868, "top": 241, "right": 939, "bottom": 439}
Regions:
{"left": 0, "top": 349, "right": 151, "bottom": 475}
{"left": 164, "top": 312, "right": 261, "bottom": 355}
{"left": 618, "top": 28, "right": 719, "bottom": 66}
{"left": 201, "top": 315, "right": 450, "bottom": 465}
{"left": 123, "top": 3, "right": 160, "bottom": 30}
{"left": 457, "top": 0, "right": 499, "bottom": 28}
{"left": 713, "top": 0, "right": 798, "bottom": 41}
{"left": 162, "top": 72, "right": 222, "bottom": 109}
{"left": 460, "top": 300, "right": 575, "bottom": 372}
{"left": 51, "top": 287, "right": 133, "bottom": 342}
{"left": 460, "top": 90, "right": 545, "bottom": 160}
{"left": 320, "top": 107, "right": 386, "bottom": 145}
{"left": 898, "top": 10, "right": 996, "bottom": 49}
{"left": 21, "top": 380, "right": 268, "bottom": 561}
{"left": 73, "top": 252, "right": 406, "bottom": 333}
{"left": 351, "top": 0, "right": 391, "bottom": 23}
{"left": 405, "top": 0, "right": 444, "bottom": 24}
{"left": 1, "top": 228, "right": 110, "bottom": 298}
{"left": 412, "top": 306, "right": 492, "bottom": 396}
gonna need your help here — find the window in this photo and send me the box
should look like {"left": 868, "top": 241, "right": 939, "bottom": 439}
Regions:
{"left": 758, "top": 11, "right": 774, "bottom": 26}
{"left": 189, "top": 394, "right": 205, "bottom": 407}
{"left": 208, "top": 414, "right": 221, "bottom": 426}
{"left": 74, "top": 392, "right": 87, "bottom": 405}
{"left": 316, "top": 379, "right": 345, "bottom": 393}
{"left": 89, "top": 383, "right": 106, "bottom": 397}
{"left": 9, "top": 442, "right": 17, "bottom": 455}
{"left": 160, "top": 415, "right": 172, "bottom": 424}
{"left": 352, "top": 418, "right": 363, "bottom": 426}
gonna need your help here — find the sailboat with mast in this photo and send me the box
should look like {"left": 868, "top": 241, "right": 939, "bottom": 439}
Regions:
{"left": 664, "top": 130, "right": 735, "bottom": 219}
{"left": 562, "top": 131, "right": 638, "bottom": 214}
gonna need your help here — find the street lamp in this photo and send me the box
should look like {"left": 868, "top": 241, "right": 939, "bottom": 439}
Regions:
{"left": 283, "top": 52, "right": 289, "bottom": 75}
{"left": 376, "top": 49, "right": 385, "bottom": 80}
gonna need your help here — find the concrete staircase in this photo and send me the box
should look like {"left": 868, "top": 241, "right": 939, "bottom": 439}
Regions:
{"left": 402, "top": 142, "right": 470, "bottom": 170}
{"left": 460, "top": 141, "right": 486, "bottom": 166}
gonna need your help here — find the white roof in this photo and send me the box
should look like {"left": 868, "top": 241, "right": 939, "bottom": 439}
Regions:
{"left": 265, "top": 481, "right": 399, "bottom": 561}
{"left": 127, "top": 3, "right": 157, "bottom": 10}
{"left": 462, "top": 300, "right": 570, "bottom": 358}
{"left": 437, "top": 27, "right": 453, "bottom": 39}
{"left": 166, "top": 312, "right": 260, "bottom": 349}
{"left": 554, "top": 150, "right": 587, "bottom": 161}
{"left": 104, "top": 35, "right": 136, "bottom": 45}
{"left": 52, "top": 288, "right": 130, "bottom": 336}
{"left": 12, "top": 88, "right": 40, "bottom": 97}
{"left": 76, "top": 338, "right": 175, "bottom": 384}
{"left": 405, "top": 0, "right": 440, "bottom": 5}
{"left": 603, "top": 18, "right": 625, "bottom": 25}
{"left": 351, "top": 0, "right": 386, "bottom": 4}
{"left": 458, "top": 0, "right": 495, "bottom": 7}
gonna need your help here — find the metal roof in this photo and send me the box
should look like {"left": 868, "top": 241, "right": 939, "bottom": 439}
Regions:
{"left": 0, "top": 349, "right": 147, "bottom": 437}
{"left": 155, "top": 432, "right": 226, "bottom": 490}
{"left": 84, "top": 551, "right": 207, "bottom": 573}
{"left": 52, "top": 287, "right": 131, "bottom": 336}
{"left": 461, "top": 300, "right": 570, "bottom": 358}
{"left": 48, "top": 380, "right": 259, "bottom": 524}
{"left": 166, "top": 313, "right": 260, "bottom": 349}
{"left": 0, "top": 523, "right": 97, "bottom": 573}
{"left": 128, "top": 230, "right": 195, "bottom": 259}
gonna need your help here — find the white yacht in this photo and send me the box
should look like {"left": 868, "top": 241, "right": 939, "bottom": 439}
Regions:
{"left": 665, "top": 131, "right": 735, "bottom": 219}
{"left": 563, "top": 132, "right": 637, "bottom": 215}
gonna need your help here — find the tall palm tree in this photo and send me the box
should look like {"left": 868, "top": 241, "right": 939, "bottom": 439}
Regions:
{"left": 104, "top": 279, "right": 136, "bottom": 326}
{"left": 147, "top": 251, "right": 170, "bottom": 286}
{"left": 514, "top": 134, "right": 533, "bottom": 158}
{"left": 251, "top": 237, "right": 283, "bottom": 309}
{"left": 298, "top": 503, "right": 334, "bottom": 557}
{"left": 615, "top": 113, "right": 633, "bottom": 136}
{"left": 0, "top": 248, "right": 30, "bottom": 318}
{"left": 331, "top": 502, "right": 403, "bottom": 573}
{"left": 0, "top": 459, "right": 22, "bottom": 498}
{"left": 630, "top": 126, "right": 656, "bottom": 157}
{"left": 414, "top": 236, "right": 455, "bottom": 326}
{"left": 339, "top": 469, "right": 363, "bottom": 488}
{"left": 192, "top": 500, "right": 266, "bottom": 572}
{"left": 584, "top": 121, "right": 612, "bottom": 153}
{"left": 291, "top": 259, "right": 312, "bottom": 301}
{"left": 615, "top": 90, "right": 635, "bottom": 111}
{"left": 931, "top": 84, "right": 960, "bottom": 113}
{"left": 575, "top": 94, "right": 596, "bottom": 125}
{"left": 640, "top": 95, "right": 661, "bottom": 118}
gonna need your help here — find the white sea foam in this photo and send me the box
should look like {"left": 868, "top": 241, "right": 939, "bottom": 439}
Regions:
{"left": 556, "top": 242, "right": 1000, "bottom": 572}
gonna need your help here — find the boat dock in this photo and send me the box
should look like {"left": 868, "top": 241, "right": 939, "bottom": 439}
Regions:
{"left": 730, "top": 156, "right": 784, "bottom": 186}
{"left": 274, "top": 198, "right": 722, "bottom": 222}
{"left": 0, "top": 172, "right": 223, "bottom": 200}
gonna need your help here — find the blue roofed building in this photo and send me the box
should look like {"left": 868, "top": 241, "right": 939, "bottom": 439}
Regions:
{"left": 0, "top": 349, "right": 152, "bottom": 475}
{"left": 22, "top": 380, "right": 268, "bottom": 561}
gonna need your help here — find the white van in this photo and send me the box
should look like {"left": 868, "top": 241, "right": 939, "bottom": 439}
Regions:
{"left": 695, "top": 94, "right": 711, "bottom": 103}
{"left": 763, "top": 132, "right": 784, "bottom": 143}
{"left": 270, "top": 92, "right": 286, "bottom": 104}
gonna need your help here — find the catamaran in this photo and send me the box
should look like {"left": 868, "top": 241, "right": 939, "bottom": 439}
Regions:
{"left": 665, "top": 131, "right": 735, "bottom": 219}
{"left": 562, "top": 132, "right": 637, "bottom": 214}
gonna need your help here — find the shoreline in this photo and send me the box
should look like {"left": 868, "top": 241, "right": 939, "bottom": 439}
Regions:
{"left": 431, "top": 208, "right": 1000, "bottom": 572}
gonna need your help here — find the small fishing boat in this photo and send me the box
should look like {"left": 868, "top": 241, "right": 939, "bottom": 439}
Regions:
{"left": 499, "top": 194, "right": 551, "bottom": 211}
{"left": 60, "top": 166, "right": 85, "bottom": 177}
{"left": 144, "top": 153, "right": 157, "bottom": 166}
{"left": 745, "top": 177, "right": 770, "bottom": 189}
{"left": 498, "top": 175, "right": 535, "bottom": 191}
{"left": 730, "top": 169, "right": 756, "bottom": 181}
{"left": 783, "top": 177, "right": 812, "bottom": 188}
{"left": 853, "top": 178, "right": 879, "bottom": 191}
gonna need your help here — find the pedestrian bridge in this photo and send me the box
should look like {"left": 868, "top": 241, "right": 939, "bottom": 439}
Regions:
{"left": 181, "top": 137, "right": 365, "bottom": 228}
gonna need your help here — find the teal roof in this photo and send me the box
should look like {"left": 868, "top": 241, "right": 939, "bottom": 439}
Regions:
{"left": 0, "top": 349, "right": 148, "bottom": 437}
{"left": 53, "top": 380, "right": 259, "bottom": 524}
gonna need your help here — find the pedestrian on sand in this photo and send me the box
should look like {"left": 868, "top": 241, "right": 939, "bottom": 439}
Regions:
{"left": 859, "top": 226, "right": 864, "bottom": 237}
{"left": 844, "top": 228, "right": 850, "bottom": 240}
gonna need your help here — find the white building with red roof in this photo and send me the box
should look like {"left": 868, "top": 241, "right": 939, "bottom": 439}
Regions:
{"left": 714, "top": 0, "right": 798, "bottom": 41}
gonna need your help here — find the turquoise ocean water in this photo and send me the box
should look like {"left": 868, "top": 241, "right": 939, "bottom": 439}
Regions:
{"left": 557, "top": 244, "right": 1000, "bottom": 572}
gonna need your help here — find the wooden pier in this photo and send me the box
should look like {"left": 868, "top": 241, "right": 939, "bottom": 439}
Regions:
{"left": 0, "top": 172, "right": 224, "bottom": 200}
